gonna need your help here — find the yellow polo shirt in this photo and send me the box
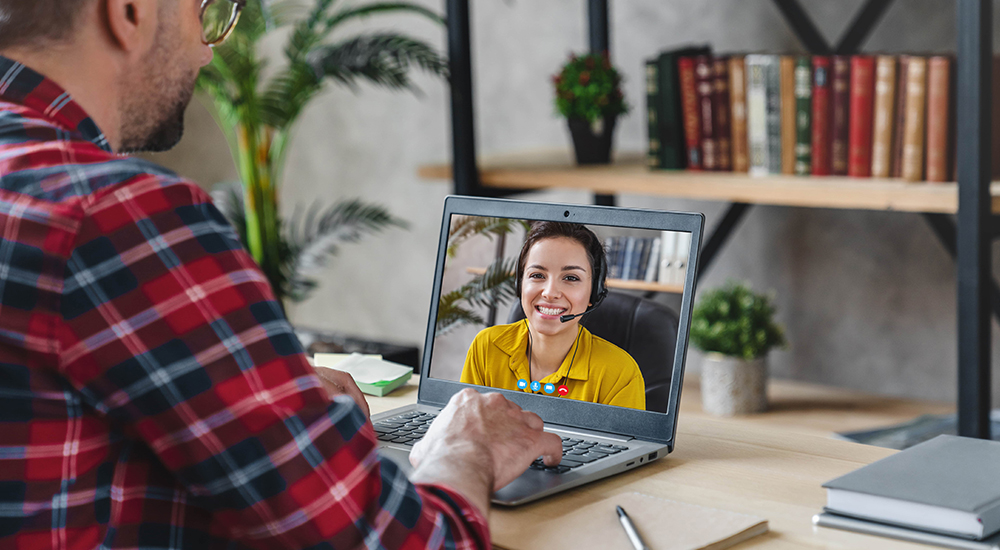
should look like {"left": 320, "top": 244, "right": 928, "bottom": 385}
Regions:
{"left": 459, "top": 321, "right": 646, "bottom": 410}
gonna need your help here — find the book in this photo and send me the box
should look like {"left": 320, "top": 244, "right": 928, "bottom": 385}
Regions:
{"left": 678, "top": 56, "right": 703, "bottom": 170}
{"left": 745, "top": 55, "right": 770, "bottom": 176}
{"left": 780, "top": 55, "right": 797, "bottom": 174}
{"left": 902, "top": 56, "right": 928, "bottom": 181}
{"left": 656, "top": 46, "right": 712, "bottom": 169}
{"left": 658, "top": 230, "right": 678, "bottom": 285}
{"left": 620, "top": 236, "right": 637, "bottom": 280}
{"left": 831, "top": 55, "right": 851, "bottom": 175}
{"left": 764, "top": 55, "right": 783, "bottom": 174}
{"left": 793, "top": 56, "right": 812, "bottom": 175}
{"left": 822, "top": 435, "right": 1000, "bottom": 540}
{"left": 696, "top": 55, "right": 718, "bottom": 170}
{"left": 871, "top": 55, "right": 897, "bottom": 178}
{"left": 810, "top": 56, "right": 832, "bottom": 176}
{"left": 713, "top": 57, "right": 733, "bottom": 171}
{"left": 891, "top": 56, "right": 911, "bottom": 178}
{"left": 643, "top": 237, "right": 661, "bottom": 283}
{"left": 313, "top": 353, "right": 413, "bottom": 397}
{"left": 848, "top": 55, "right": 876, "bottom": 178}
{"left": 815, "top": 512, "right": 1000, "bottom": 550}
{"left": 606, "top": 236, "right": 623, "bottom": 279}
{"left": 498, "top": 492, "right": 768, "bottom": 550}
{"left": 926, "top": 55, "right": 953, "bottom": 182}
{"left": 729, "top": 56, "right": 749, "bottom": 172}
{"left": 645, "top": 59, "right": 661, "bottom": 169}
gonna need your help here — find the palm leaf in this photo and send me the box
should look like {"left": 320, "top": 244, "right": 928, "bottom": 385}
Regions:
{"left": 446, "top": 216, "right": 527, "bottom": 257}
{"left": 310, "top": 33, "right": 449, "bottom": 92}
{"left": 434, "top": 257, "right": 518, "bottom": 336}
{"left": 325, "top": 2, "right": 444, "bottom": 28}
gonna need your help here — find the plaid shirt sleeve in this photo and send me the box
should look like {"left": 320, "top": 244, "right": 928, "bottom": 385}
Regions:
{"left": 57, "top": 174, "right": 490, "bottom": 549}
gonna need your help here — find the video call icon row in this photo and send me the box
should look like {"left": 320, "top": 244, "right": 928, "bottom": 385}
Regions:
{"left": 518, "top": 379, "right": 569, "bottom": 396}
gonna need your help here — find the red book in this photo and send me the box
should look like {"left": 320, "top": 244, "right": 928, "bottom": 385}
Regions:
{"left": 695, "top": 55, "right": 718, "bottom": 170}
{"left": 811, "top": 56, "right": 832, "bottom": 176}
{"left": 678, "top": 56, "right": 702, "bottom": 170}
{"left": 713, "top": 57, "right": 733, "bottom": 171}
{"left": 831, "top": 56, "right": 851, "bottom": 175}
{"left": 848, "top": 56, "right": 876, "bottom": 177}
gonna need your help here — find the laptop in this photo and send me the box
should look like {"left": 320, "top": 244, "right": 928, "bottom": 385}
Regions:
{"left": 372, "top": 196, "right": 704, "bottom": 505}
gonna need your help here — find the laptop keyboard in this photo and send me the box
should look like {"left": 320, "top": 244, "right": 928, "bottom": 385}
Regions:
{"left": 375, "top": 413, "right": 629, "bottom": 475}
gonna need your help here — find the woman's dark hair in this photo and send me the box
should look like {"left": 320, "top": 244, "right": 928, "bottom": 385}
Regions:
{"left": 515, "top": 221, "right": 607, "bottom": 302}
{"left": 0, "top": 1, "right": 92, "bottom": 50}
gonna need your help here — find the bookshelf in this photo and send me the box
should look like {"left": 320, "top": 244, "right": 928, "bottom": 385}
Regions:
{"left": 438, "top": 0, "right": 993, "bottom": 437}
{"left": 465, "top": 266, "right": 684, "bottom": 294}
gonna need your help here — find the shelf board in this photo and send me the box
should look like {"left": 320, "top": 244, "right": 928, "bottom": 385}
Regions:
{"left": 465, "top": 267, "right": 683, "bottom": 294}
{"left": 419, "top": 150, "right": 1000, "bottom": 215}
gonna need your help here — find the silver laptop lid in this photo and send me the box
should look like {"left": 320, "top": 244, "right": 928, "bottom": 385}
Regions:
{"left": 417, "top": 197, "right": 703, "bottom": 450}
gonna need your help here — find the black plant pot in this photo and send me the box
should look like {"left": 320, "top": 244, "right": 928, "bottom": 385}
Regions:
{"left": 567, "top": 115, "right": 617, "bottom": 165}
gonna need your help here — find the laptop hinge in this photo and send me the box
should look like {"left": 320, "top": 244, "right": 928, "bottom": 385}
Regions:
{"left": 544, "top": 423, "right": 633, "bottom": 443}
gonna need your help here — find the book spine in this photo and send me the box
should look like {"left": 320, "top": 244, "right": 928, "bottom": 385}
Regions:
{"left": 713, "top": 57, "right": 733, "bottom": 171}
{"left": 745, "top": 55, "right": 770, "bottom": 176}
{"left": 848, "top": 55, "right": 875, "bottom": 178}
{"left": 780, "top": 56, "right": 797, "bottom": 174}
{"left": 871, "top": 55, "right": 897, "bottom": 178}
{"left": 644, "top": 237, "right": 661, "bottom": 283}
{"left": 729, "top": 56, "right": 749, "bottom": 172}
{"left": 696, "top": 55, "right": 718, "bottom": 170}
{"left": 657, "top": 54, "right": 685, "bottom": 169}
{"left": 606, "top": 236, "right": 621, "bottom": 280}
{"left": 621, "top": 236, "right": 636, "bottom": 280}
{"left": 891, "top": 56, "right": 910, "bottom": 178}
{"left": 646, "top": 59, "right": 661, "bottom": 169}
{"left": 831, "top": 55, "right": 851, "bottom": 175}
{"left": 811, "top": 56, "right": 832, "bottom": 176}
{"left": 658, "top": 231, "right": 678, "bottom": 285}
{"left": 925, "top": 56, "right": 952, "bottom": 182}
{"left": 902, "top": 56, "right": 927, "bottom": 181}
{"left": 678, "top": 56, "right": 702, "bottom": 170}
{"left": 765, "top": 56, "right": 783, "bottom": 174}
{"left": 794, "top": 56, "right": 812, "bottom": 175}
{"left": 632, "top": 238, "right": 650, "bottom": 281}
{"left": 992, "top": 56, "right": 1000, "bottom": 181}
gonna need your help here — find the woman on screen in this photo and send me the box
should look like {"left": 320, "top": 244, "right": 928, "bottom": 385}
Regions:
{"left": 460, "top": 221, "right": 646, "bottom": 410}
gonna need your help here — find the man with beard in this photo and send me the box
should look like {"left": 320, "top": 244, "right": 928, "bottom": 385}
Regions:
{"left": 0, "top": 1, "right": 562, "bottom": 549}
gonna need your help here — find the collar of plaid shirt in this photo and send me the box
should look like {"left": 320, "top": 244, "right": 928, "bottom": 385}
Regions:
{"left": 0, "top": 55, "right": 490, "bottom": 550}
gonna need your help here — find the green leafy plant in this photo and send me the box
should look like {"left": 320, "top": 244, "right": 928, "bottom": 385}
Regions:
{"left": 551, "top": 52, "right": 628, "bottom": 123}
{"left": 435, "top": 217, "right": 529, "bottom": 336}
{"left": 690, "top": 282, "right": 787, "bottom": 360}
{"left": 197, "top": 0, "right": 448, "bottom": 304}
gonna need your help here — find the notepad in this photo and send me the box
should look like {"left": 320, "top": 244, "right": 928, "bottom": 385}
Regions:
{"left": 494, "top": 491, "right": 768, "bottom": 550}
{"left": 313, "top": 353, "right": 413, "bottom": 396}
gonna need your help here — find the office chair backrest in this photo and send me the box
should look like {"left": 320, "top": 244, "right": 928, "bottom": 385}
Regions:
{"left": 507, "top": 291, "right": 680, "bottom": 412}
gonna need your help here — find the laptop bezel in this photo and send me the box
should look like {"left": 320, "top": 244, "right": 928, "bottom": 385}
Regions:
{"left": 417, "top": 196, "right": 703, "bottom": 447}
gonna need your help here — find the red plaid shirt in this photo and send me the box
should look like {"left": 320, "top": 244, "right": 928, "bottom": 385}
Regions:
{"left": 0, "top": 56, "right": 489, "bottom": 550}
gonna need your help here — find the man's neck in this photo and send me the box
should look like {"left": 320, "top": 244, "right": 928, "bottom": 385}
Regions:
{"left": 1, "top": 44, "right": 122, "bottom": 151}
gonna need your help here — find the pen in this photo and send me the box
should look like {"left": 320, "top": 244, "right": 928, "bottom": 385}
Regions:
{"left": 616, "top": 505, "right": 649, "bottom": 550}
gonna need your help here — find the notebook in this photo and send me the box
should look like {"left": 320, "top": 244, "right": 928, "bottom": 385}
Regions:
{"left": 370, "top": 196, "right": 704, "bottom": 505}
{"left": 493, "top": 492, "right": 767, "bottom": 550}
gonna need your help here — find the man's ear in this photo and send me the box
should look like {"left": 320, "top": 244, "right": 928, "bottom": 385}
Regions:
{"left": 104, "top": 0, "right": 158, "bottom": 55}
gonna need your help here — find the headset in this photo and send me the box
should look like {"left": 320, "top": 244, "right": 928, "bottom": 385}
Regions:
{"left": 515, "top": 224, "right": 609, "bottom": 323}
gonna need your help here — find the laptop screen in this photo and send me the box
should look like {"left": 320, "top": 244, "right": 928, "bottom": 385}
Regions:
{"left": 426, "top": 213, "right": 693, "bottom": 414}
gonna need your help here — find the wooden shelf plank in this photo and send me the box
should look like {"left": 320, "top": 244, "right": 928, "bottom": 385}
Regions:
{"left": 465, "top": 267, "right": 682, "bottom": 294}
{"left": 419, "top": 151, "right": 1000, "bottom": 214}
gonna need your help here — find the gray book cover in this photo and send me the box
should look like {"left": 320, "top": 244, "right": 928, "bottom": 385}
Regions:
{"left": 763, "top": 55, "right": 783, "bottom": 174}
{"left": 823, "top": 435, "right": 1000, "bottom": 514}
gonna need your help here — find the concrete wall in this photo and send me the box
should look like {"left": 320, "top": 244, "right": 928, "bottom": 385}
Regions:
{"left": 147, "top": 0, "right": 1000, "bottom": 406}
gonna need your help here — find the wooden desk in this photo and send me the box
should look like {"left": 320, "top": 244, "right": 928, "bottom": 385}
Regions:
{"left": 369, "top": 377, "right": 947, "bottom": 549}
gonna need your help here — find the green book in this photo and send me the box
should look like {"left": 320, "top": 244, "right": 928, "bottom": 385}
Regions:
{"left": 656, "top": 45, "right": 711, "bottom": 169}
{"left": 793, "top": 56, "right": 812, "bottom": 175}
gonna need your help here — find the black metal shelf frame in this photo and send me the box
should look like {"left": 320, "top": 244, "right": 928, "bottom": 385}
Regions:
{"left": 443, "top": 0, "right": 993, "bottom": 437}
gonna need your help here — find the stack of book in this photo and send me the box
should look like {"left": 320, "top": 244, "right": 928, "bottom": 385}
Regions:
{"left": 646, "top": 48, "right": 1000, "bottom": 182}
{"left": 604, "top": 232, "right": 691, "bottom": 287}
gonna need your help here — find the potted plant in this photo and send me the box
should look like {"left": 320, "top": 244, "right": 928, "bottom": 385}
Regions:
{"left": 197, "top": 0, "right": 448, "bottom": 307}
{"left": 552, "top": 52, "right": 628, "bottom": 165}
{"left": 690, "top": 282, "right": 787, "bottom": 416}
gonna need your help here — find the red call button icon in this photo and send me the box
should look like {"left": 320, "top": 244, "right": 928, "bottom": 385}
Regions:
{"left": 556, "top": 385, "right": 569, "bottom": 396}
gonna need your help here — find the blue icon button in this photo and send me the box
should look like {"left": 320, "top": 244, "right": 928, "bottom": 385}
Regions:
{"left": 543, "top": 383, "right": 555, "bottom": 394}
{"left": 517, "top": 379, "right": 528, "bottom": 390}
{"left": 530, "top": 381, "right": 541, "bottom": 392}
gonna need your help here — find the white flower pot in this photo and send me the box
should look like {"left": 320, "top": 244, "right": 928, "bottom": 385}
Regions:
{"left": 700, "top": 353, "right": 768, "bottom": 416}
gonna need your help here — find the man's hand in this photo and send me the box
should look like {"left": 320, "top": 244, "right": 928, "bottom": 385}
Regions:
{"left": 408, "top": 389, "right": 562, "bottom": 514}
{"left": 314, "top": 367, "right": 370, "bottom": 419}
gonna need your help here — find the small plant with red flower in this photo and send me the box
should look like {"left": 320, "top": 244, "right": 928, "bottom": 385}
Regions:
{"left": 552, "top": 52, "right": 628, "bottom": 124}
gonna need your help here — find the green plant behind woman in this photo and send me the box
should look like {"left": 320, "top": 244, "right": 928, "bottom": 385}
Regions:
{"left": 196, "top": 0, "right": 448, "bottom": 305}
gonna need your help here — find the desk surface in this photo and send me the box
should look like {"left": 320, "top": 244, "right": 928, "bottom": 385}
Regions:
{"left": 369, "top": 377, "right": 950, "bottom": 549}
